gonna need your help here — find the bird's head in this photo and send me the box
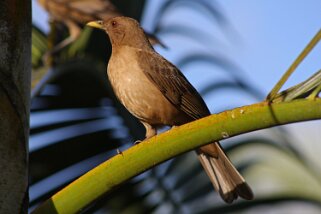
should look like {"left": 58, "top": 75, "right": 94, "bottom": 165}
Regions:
{"left": 87, "top": 16, "right": 153, "bottom": 49}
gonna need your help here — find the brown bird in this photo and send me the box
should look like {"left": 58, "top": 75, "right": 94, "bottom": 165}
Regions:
{"left": 38, "top": 0, "right": 164, "bottom": 54}
{"left": 87, "top": 17, "right": 253, "bottom": 203}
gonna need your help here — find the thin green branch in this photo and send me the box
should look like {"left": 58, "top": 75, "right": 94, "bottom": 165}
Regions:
{"left": 308, "top": 83, "right": 321, "bottom": 100}
{"left": 272, "top": 69, "right": 321, "bottom": 103}
{"left": 32, "top": 98, "right": 321, "bottom": 214}
{"left": 266, "top": 28, "right": 321, "bottom": 100}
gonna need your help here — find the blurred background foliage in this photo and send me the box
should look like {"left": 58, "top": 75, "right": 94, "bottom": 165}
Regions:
{"left": 30, "top": 0, "right": 321, "bottom": 213}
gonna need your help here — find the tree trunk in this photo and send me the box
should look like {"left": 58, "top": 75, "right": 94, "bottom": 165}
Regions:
{"left": 0, "top": 1, "right": 31, "bottom": 213}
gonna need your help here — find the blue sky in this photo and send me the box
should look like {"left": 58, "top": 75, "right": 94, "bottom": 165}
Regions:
{"left": 142, "top": 0, "right": 321, "bottom": 95}
{"left": 218, "top": 0, "right": 321, "bottom": 92}
{"left": 32, "top": 0, "right": 321, "bottom": 94}
{"left": 32, "top": 0, "right": 321, "bottom": 136}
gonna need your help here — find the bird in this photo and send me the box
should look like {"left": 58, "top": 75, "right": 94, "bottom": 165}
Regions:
{"left": 37, "top": 0, "right": 165, "bottom": 55}
{"left": 87, "top": 16, "right": 254, "bottom": 203}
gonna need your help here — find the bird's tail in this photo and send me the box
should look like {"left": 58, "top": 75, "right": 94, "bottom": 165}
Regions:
{"left": 197, "top": 142, "right": 253, "bottom": 203}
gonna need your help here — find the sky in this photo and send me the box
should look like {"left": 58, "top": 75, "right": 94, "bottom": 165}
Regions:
{"left": 218, "top": 0, "right": 321, "bottom": 92}
{"left": 32, "top": 0, "right": 321, "bottom": 94}
{"left": 142, "top": 1, "right": 321, "bottom": 157}
{"left": 32, "top": 0, "right": 321, "bottom": 157}
{"left": 141, "top": 0, "right": 321, "bottom": 95}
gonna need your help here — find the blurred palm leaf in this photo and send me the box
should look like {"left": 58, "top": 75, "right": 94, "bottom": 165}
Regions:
{"left": 31, "top": 0, "right": 321, "bottom": 213}
{"left": 32, "top": 25, "right": 47, "bottom": 68}
{"left": 154, "top": 0, "right": 229, "bottom": 32}
{"left": 272, "top": 69, "right": 321, "bottom": 103}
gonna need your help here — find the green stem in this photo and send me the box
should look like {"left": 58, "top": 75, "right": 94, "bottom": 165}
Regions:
{"left": 266, "top": 29, "right": 321, "bottom": 100}
{"left": 272, "top": 69, "right": 321, "bottom": 103}
{"left": 32, "top": 98, "right": 321, "bottom": 214}
{"left": 308, "top": 84, "right": 321, "bottom": 100}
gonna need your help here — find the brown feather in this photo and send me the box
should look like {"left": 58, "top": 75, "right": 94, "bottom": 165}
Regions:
{"left": 198, "top": 143, "right": 253, "bottom": 203}
{"left": 136, "top": 50, "right": 210, "bottom": 120}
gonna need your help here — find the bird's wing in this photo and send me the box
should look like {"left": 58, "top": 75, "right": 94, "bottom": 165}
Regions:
{"left": 39, "top": 0, "right": 120, "bottom": 24}
{"left": 68, "top": 0, "right": 121, "bottom": 22}
{"left": 137, "top": 50, "right": 210, "bottom": 120}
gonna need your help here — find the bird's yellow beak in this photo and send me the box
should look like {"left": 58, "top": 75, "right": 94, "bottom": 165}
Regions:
{"left": 86, "top": 21, "right": 104, "bottom": 29}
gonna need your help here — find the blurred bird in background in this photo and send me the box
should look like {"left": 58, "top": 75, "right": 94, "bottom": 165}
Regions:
{"left": 37, "top": 0, "right": 164, "bottom": 60}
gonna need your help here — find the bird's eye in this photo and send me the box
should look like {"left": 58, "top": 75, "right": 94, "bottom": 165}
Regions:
{"left": 111, "top": 21, "right": 117, "bottom": 27}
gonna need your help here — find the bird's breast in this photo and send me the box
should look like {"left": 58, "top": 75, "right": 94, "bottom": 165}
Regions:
{"left": 107, "top": 46, "right": 188, "bottom": 125}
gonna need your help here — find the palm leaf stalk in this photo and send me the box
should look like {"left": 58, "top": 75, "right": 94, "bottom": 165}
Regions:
{"left": 32, "top": 97, "right": 321, "bottom": 214}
